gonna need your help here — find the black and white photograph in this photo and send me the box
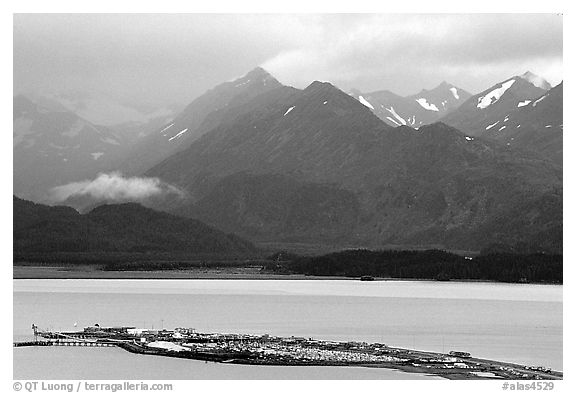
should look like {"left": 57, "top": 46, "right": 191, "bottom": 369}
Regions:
{"left": 8, "top": 6, "right": 568, "bottom": 389}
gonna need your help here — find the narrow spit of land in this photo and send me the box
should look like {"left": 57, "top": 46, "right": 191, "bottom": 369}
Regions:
{"left": 14, "top": 326, "right": 562, "bottom": 381}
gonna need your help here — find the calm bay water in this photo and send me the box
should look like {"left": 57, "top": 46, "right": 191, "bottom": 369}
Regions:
{"left": 13, "top": 279, "right": 562, "bottom": 379}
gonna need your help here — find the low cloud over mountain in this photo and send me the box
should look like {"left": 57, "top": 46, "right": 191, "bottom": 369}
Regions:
{"left": 48, "top": 172, "right": 185, "bottom": 206}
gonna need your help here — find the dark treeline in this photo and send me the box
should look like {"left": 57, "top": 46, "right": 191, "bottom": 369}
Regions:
{"left": 102, "top": 260, "right": 267, "bottom": 271}
{"left": 101, "top": 260, "right": 272, "bottom": 271}
{"left": 14, "top": 252, "right": 269, "bottom": 271}
{"left": 266, "top": 249, "right": 562, "bottom": 283}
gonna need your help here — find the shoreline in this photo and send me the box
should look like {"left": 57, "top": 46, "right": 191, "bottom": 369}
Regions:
{"left": 12, "top": 265, "right": 563, "bottom": 285}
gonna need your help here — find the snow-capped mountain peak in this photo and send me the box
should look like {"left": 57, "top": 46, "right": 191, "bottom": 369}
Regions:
{"left": 440, "top": 73, "right": 554, "bottom": 141}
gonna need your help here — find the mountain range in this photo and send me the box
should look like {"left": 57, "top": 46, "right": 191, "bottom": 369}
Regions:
{"left": 13, "top": 67, "right": 563, "bottom": 253}
{"left": 350, "top": 81, "right": 472, "bottom": 128}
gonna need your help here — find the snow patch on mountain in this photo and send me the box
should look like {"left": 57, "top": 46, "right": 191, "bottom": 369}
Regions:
{"left": 386, "top": 117, "right": 402, "bottom": 126}
{"left": 284, "top": 106, "right": 295, "bottom": 116}
{"left": 386, "top": 117, "right": 401, "bottom": 126}
{"left": 518, "top": 100, "right": 532, "bottom": 107}
{"left": 532, "top": 95, "right": 547, "bottom": 107}
{"left": 486, "top": 120, "right": 500, "bottom": 130}
{"left": 358, "top": 96, "right": 374, "bottom": 110}
{"left": 415, "top": 98, "right": 439, "bottom": 111}
{"left": 159, "top": 123, "right": 174, "bottom": 133}
{"left": 169, "top": 128, "right": 188, "bottom": 141}
{"left": 450, "top": 87, "right": 460, "bottom": 99}
{"left": 386, "top": 107, "right": 407, "bottom": 125}
{"left": 477, "top": 80, "right": 515, "bottom": 109}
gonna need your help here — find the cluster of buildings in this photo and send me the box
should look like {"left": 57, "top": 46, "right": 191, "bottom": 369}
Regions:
{"left": 174, "top": 338, "right": 399, "bottom": 363}
{"left": 50, "top": 324, "right": 402, "bottom": 364}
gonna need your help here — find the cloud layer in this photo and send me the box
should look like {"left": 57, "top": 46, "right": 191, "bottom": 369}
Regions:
{"left": 49, "top": 172, "right": 185, "bottom": 204}
{"left": 262, "top": 14, "right": 563, "bottom": 94}
{"left": 14, "top": 14, "right": 562, "bottom": 118}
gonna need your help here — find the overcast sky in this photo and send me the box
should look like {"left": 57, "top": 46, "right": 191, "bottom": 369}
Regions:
{"left": 14, "top": 13, "right": 563, "bottom": 115}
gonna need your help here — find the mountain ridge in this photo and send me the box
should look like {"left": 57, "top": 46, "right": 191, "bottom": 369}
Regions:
{"left": 14, "top": 67, "right": 563, "bottom": 253}
{"left": 350, "top": 81, "right": 472, "bottom": 128}
{"left": 13, "top": 195, "right": 257, "bottom": 254}
{"left": 440, "top": 73, "right": 549, "bottom": 137}
{"left": 144, "top": 73, "right": 561, "bottom": 252}
{"left": 116, "top": 67, "right": 285, "bottom": 176}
